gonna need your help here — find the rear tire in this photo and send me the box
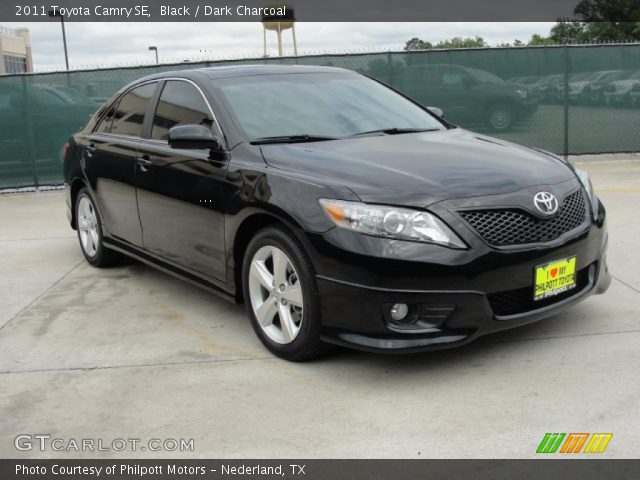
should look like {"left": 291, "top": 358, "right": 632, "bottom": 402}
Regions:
{"left": 242, "top": 225, "right": 328, "bottom": 361}
{"left": 75, "top": 188, "right": 121, "bottom": 268}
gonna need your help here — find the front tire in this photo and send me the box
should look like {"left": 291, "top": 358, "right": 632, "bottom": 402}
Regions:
{"left": 75, "top": 188, "right": 120, "bottom": 267}
{"left": 485, "top": 104, "right": 513, "bottom": 131}
{"left": 242, "top": 226, "right": 327, "bottom": 361}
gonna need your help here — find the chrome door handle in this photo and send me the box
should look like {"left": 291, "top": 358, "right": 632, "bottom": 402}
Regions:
{"left": 85, "top": 143, "right": 96, "bottom": 157}
{"left": 136, "top": 155, "right": 152, "bottom": 172}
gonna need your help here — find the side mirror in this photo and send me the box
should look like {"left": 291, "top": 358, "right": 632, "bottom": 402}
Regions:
{"left": 168, "top": 124, "right": 222, "bottom": 151}
{"left": 427, "top": 106, "right": 444, "bottom": 118}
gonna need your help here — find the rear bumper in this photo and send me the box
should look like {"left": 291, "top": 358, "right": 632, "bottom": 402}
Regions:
{"left": 308, "top": 204, "right": 610, "bottom": 353}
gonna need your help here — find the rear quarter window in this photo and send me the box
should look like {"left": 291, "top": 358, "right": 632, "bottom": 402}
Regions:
{"left": 110, "top": 83, "right": 157, "bottom": 137}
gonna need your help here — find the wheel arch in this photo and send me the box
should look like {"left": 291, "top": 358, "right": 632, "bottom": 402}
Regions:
{"left": 484, "top": 98, "right": 518, "bottom": 114}
{"left": 69, "top": 177, "right": 89, "bottom": 230}
{"left": 229, "top": 208, "right": 315, "bottom": 303}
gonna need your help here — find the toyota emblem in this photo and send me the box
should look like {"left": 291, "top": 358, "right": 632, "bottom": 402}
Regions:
{"left": 533, "top": 191, "right": 559, "bottom": 215}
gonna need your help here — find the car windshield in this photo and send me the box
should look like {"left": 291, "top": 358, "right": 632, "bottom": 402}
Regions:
{"left": 216, "top": 72, "right": 445, "bottom": 141}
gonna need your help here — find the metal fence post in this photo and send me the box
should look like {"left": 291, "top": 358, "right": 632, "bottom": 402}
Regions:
{"left": 563, "top": 45, "right": 570, "bottom": 158}
{"left": 20, "top": 76, "right": 39, "bottom": 188}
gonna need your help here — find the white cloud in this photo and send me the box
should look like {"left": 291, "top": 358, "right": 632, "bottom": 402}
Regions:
{"left": 3, "top": 22, "right": 555, "bottom": 71}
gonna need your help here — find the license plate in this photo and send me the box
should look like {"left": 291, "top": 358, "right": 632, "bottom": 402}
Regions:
{"left": 534, "top": 256, "right": 577, "bottom": 301}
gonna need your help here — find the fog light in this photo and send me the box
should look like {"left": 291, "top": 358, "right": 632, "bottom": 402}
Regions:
{"left": 390, "top": 303, "right": 409, "bottom": 321}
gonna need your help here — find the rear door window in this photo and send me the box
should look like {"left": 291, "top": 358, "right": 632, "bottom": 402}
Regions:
{"left": 110, "top": 83, "right": 157, "bottom": 137}
{"left": 95, "top": 106, "right": 116, "bottom": 133}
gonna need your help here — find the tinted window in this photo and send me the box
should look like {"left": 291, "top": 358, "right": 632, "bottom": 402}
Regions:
{"left": 217, "top": 73, "right": 444, "bottom": 140}
{"left": 442, "top": 72, "right": 466, "bottom": 87}
{"left": 151, "top": 81, "right": 212, "bottom": 140}
{"left": 110, "top": 83, "right": 156, "bottom": 137}
{"left": 95, "top": 106, "right": 116, "bottom": 133}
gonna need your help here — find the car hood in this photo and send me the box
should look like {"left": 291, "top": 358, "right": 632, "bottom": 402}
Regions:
{"left": 260, "top": 128, "right": 575, "bottom": 208}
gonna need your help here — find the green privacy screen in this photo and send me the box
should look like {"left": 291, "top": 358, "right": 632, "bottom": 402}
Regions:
{"left": 1, "top": 44, "right": 639, "bottom": 188}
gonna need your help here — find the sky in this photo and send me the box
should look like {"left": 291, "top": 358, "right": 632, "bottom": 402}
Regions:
{"left": 4, "top": 22, "right": 555, "bottom": 72}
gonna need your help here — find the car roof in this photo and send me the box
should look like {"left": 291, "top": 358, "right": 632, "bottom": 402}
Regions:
{"left": 131, "top": 64, "right": 353, "bottom": 84}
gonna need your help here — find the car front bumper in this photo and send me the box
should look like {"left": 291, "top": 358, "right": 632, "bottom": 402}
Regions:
{"left": 305, "top": 204, "right": 610, "bottom": 353}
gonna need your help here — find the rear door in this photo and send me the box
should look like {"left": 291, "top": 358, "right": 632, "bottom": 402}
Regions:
{"left": 84, "top": 82, "right": 158, "bottom": 246}
{"left": 135, "top": 79, "right": 230, "bottom": 281}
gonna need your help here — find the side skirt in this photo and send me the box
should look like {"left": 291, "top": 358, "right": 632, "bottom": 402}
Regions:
{"left": 103, "top": 237, "right": 237, "bottom": 304}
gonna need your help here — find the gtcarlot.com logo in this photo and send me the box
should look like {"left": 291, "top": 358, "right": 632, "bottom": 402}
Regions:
{"left": 14, "top": 434, "right": 195, "bottom": 452}
{"left": 536, "top": 432, "right": 613, "bottom": 454}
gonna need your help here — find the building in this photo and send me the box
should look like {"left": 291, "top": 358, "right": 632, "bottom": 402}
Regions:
{"left": 0, "top": 26, "right": 33, "bottom": 74}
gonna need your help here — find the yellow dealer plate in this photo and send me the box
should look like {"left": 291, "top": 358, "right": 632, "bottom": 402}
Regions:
{"left": 534, "top": 256, "right": 577, "bottom": 301}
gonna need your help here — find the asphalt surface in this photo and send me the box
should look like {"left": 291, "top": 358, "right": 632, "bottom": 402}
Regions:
{"left": 0, "top": 158, "right": 639, "bottom": 458}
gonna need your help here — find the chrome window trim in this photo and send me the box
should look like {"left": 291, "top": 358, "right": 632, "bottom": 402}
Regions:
{"left": 92, "top": 77, "right": 225, "bottom": 143}
{"left": 92, "top": 79, "right": 159, "bottom": 136}
{"left": 150, "top": 77, "right": 224, "bottom": 141}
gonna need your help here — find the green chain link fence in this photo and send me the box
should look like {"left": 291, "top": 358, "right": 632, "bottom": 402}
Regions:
{"left": 1, "top": 44, "right": 640, "bottom": 189}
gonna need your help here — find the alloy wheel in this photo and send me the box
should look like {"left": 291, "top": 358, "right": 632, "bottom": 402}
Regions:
{"left": 77, "top": 196, "right": 100, "bottom": 258}
{"left": 489, "top": 108, "right": 511, "bottom": 130}
{"left": 248, "top": 245, "right": 304, "bottom": 344}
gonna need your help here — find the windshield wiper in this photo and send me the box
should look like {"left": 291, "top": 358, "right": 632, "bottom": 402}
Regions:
{"left": 251, "top": 128, "right": 439, "bottom": 144}
{"left": 348, "top": 127, "right": 440, "bottom": 137}
{"left": 251, "top": 134, "right": 341, "bottom": 145}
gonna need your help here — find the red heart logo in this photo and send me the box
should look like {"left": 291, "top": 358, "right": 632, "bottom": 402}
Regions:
{"left": 550, "top": 268, "right": 558, "bottom": 278}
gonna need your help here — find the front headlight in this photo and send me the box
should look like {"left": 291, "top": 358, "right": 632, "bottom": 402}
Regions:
{"left": 319, "top": 199, "right": 465, "bottom": 248}
{"left": 574, "top": 168, "right": 599, "bottom": 220}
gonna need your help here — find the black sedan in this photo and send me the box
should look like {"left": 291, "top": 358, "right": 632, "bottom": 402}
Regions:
{"left": 63, "top": 65, "right": 610, "bottom": 360}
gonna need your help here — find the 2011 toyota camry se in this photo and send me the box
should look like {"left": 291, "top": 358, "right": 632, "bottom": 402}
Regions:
{"left": 63, "top": 65, "right": 610, "bottom": 360}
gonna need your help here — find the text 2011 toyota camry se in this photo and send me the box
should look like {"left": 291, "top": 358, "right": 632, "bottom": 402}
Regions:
{"left": 63, "top": 65, "right": 610, "bottom": 361}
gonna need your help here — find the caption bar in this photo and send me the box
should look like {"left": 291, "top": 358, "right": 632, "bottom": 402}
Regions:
{"left": 4, "top": 0, "right": 583, "bottom": 22}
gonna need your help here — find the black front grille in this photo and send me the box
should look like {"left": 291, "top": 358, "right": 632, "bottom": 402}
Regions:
{"left": 459, "top": 189, "right": 587, "bottom": 246}
{"left": 488, "top": 266, "right": 591, "bottom": 316}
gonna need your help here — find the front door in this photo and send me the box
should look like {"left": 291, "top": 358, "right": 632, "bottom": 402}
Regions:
{"left": 135, "top": 80, "right": 230, "bottom": 282}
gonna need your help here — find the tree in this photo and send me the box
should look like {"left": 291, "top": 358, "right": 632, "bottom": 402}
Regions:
{"left": 574, "top": 0, "right": 640, "bottom": 22}
{"left": 404, "top": 37, "right": 432, "bottom": 51}
{"left": 549, "top": 21, "right": 588, "bottom": 43}
{"left": 404, "top": 36, "right": 487, "bottom": 51}
{"left": 584, "top": 21, "right": 640, "bottom": 41}
{"left": 497, "top": 39, "right": 526, "bottom": 47}
{"left": 434, "top": 36, "right": 487, "bottom": 49}
{"left": 549, "top": 1, "right": 640, "bottom": 43}
{"left": 527, "top": 34, "right": 557, "bottom": 46}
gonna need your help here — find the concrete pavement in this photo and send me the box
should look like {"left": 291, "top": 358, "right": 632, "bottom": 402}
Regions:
{"left": 1, "top": 159, "right": 639, "bottom": 458}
